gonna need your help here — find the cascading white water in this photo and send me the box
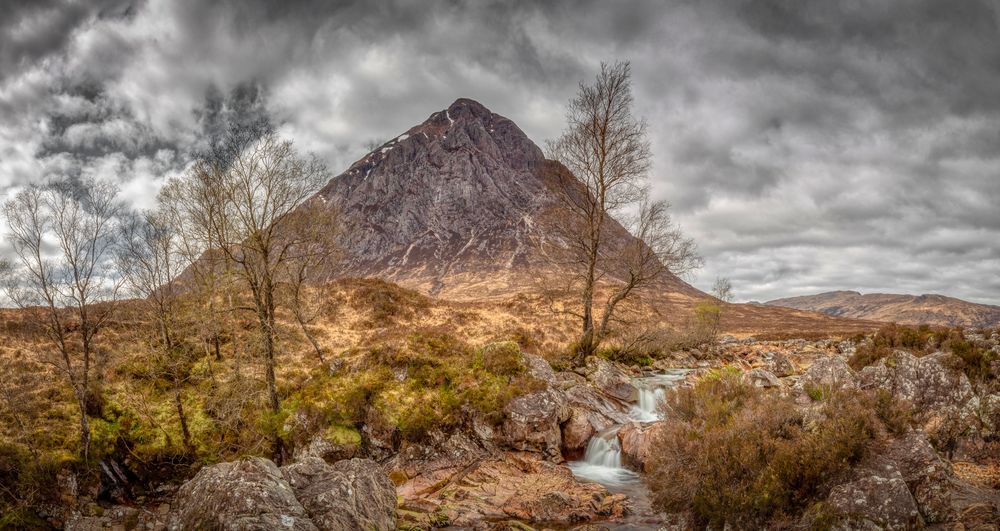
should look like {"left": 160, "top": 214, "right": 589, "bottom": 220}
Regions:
{"left": 632, "top": 386, "right": 666, "bottom": 422}
{"left": 568, "top": 429, "right": 638, "bottom": 486}
{"left": 584, "top": 430, "right": 623, "bottom": 467}
{"left": 569, "top": 369, "right": 691, "bottom": 487}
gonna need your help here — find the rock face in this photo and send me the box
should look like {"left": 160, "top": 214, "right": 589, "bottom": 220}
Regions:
{"left": 825, "top": 466, "right": 922, "bottom": 530}
{"left": 394, "top": 451, "right": 629, "bottom": 528}
{"left": 796, "top": 357, "right": 857, "bottom": 395}
{"left": 858, "top": 351, "right": 981, "bottom": 439}
{"left": 167, "top": 457, "right": 396, "bottom": 531}
{"left": 617, "top": 421, "right": 661, "bottom": 471}
{"left": 882, "top": 431, "right": 1000, "bottom": 525}
{"left": 742, "top": 367, "right": 782, "bottom": 388}
{"left": 282, "top": 458, "right": 397, "bottom": 531}
{"left": 307, "top": 98, "right": 701, "bottom": 300}
{"left": 585, "top": 357, "right": 636, "bottom": 402}
{"left": 502, "top": 386, "right": 569, "bottom": 460}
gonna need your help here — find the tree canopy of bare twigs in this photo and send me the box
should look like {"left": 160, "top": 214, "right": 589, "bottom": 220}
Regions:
{"left": 167, "top": 130, "right": 335, "bottom": 463}
{"left": 1, "top": 178, "right": 122, "bottom": 460}
{"left": 117, "top": 207, "right": 198, "bottom": 452}
{"left": 547, "top": 61, "right": 701, "bottom": 364}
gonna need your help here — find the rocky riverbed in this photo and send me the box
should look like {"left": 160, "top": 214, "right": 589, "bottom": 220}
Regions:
{"left": 57, "top": 332, "right": 1000, "bottom": 530}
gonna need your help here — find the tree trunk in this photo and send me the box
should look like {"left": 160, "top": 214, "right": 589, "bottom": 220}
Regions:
{"left": 174, "top": 387, "right": 193, "bottom": 453}
{"left": 76, "top": 390, "right": 91, "bottom": 461}
{"left": 260, "top": 281, "right": 285, "bottom": 465}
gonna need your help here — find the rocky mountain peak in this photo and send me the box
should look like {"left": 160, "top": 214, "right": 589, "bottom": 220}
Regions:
{"left": 310, "top": 98, "right": 698, "bottom": 299}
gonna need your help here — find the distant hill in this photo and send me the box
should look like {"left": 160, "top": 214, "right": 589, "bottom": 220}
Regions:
{"left": 765, "top": 291, "right": 1000, "bottom": 329}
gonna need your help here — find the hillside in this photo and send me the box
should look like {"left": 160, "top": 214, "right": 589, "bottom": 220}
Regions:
{"left": 766, "top": 290, "right": 1000, "bottom": 329}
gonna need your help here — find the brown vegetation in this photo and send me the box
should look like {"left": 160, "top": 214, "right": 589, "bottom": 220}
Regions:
{"left": 646, "top": 367, "right": 911, "bottom": 528}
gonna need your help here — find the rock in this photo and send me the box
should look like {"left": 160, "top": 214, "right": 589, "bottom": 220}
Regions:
{"left": 617, "top": 421, "right": 661, "bottom": 471}
{"left": 742, "top": 368, "right": 782, "bottom": 389}
{"left": 560, "top": 384, "right": 631, "bottom": 452}
{"left": 881, "top": 431, "right": 1000, "bottom": 524}
{"left": 797, "top": 357, "right": 856, "bottom": 397}
{"left": 281, "top": 458, "right": 396, "bottom": 531}
{"left": 824, "top": 464, "right": 923, "bottom": 530}
{"left": 762, "top": 351, "right": 795, "bottom": 377}
{"left": 388, "top": 432, "right": 491, "bottom": 495}
{"left": 167, "top": 456, "right": 396, "bottom": 531}
{"left": 584, "top": 357, "right": 635, "bottom": 402}
{"left": 502, "top": 387, "right": 569, "bottom": 460}
{"left": 395, "top": 452, "right": 629, "bottom": 528}
{"left": 524, "top": 353, "right": 556, "bottom": 383}
{"left": 858, "top": 351, "right": 981, "bottom": 439}
{"left": 293, "top": 434, "right": 358, "bottom": 463}
{"left": 979, "top": 394, "right": 1000, "bottom": 437}
{"left": 167, "top": 457, "right": 316, "bottom": 531}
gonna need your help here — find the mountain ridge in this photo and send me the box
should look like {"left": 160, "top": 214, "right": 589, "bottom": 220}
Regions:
{"left": 766, "top": 290, "right": 1000, "bottom": 329}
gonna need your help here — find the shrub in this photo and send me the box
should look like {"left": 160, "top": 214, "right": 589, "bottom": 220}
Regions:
{"left": 849, "top": 325, "right": 998, "bottom": 384}
{"left": 477, "top": 341, "right": 525, "bottom": 376}
{"left": 348, "top": 278, "right": 429, "bottom": 325}
{"left": 647, "top": 370, "right": 904, "bottom": 528}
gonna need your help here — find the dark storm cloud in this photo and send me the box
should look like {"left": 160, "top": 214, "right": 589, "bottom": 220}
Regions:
{"left": 1, "top": 0, "right": 998, "bottom": 304}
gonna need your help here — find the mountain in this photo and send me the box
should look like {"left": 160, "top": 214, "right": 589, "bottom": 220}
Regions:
{"left": 312, "top": 98, "right": 701, "bottom": 300}
{"left": 765, "top": 291, "right": 1000, "bottom": 329}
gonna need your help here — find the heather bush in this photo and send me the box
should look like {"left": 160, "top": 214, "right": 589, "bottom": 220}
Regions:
{"left": 646, "top": 368, "right": 907, "bottom": 528}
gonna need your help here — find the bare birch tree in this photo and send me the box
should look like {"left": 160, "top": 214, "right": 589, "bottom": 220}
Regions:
{"left": 548, "top": 61, "right": 701, "bottom": 364}
{"left": 1, "top": 179, "right": 121, "bottom": 460}
{"left": 174, "top": 131, "right": 332, "bottom": 463}
{"left": 117, "top": 208, "right": 196, "bottom": 452}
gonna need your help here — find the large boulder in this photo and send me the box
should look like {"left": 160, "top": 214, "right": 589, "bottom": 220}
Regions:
{"left": 281, "top": 458, "right": 397, "bottom": 531}
{"left": 167, "top": 457, "right": 316, "bottom": 531}
{"left": 167, "top": 457, "right": 396, "bottom": 530}
{"left": 742, "top": 368, "right": 782, "bottom": 389}
{"left": 762, "top": 351, "right": 795, "bottom": 377}
{"left": 561, "top": 384, "right": 631, "bottom": 452}
{"left": 859, "top": 351, "right": 981, "bottom": 439}
{"left": 823, "top": 464, "right": 923, "bottom": 530}
{"left": 584, "top": 357, "right": 635, "bottom": 402}
{"left": 502, "top": 387, "right": 570, "bottom": 460}
{"left": 617, "top": 421, "right": 661, "bottom": 471}
{"left": 797, "top": 357, "right": 857, "bottom": 396}
{"left": 881, "top": 431, "right": 1000, "bottom": 525}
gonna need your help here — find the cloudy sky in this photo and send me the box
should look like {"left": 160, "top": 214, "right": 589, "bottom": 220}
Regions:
{"left": 2, "top": 0, "right": 999, "bottom": 304}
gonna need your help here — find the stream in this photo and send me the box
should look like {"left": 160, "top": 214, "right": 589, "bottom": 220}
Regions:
{"left": 567, "top": 369, "right": 690, "bottom": 529}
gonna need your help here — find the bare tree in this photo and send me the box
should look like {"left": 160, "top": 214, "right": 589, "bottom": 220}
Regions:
{"left": 280, "top": 199, "right": 340, "bottom": 366}
{"left": 2, "top": 179, "right": 121, "bottom": 460}
{"left": 175, "top": 131, "right": 332, "bottom": 463}
{"left": 117, "top": 208, "right": 197, "bottom": 453}
{"left": 548, "top": 61, "right": 700, "bottom": 364}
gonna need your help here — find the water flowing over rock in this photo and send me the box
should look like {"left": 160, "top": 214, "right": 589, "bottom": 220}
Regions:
{"left": 166, "top": 457, "right": 396, "bottom": 530}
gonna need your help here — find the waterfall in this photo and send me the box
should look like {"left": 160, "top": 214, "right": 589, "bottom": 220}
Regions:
{"left": 582, "top": 429, "right": 623, "bottom": 468}
{"left": 632, "top": 386, "right": 666, "bottom": 422}
{"left": 568, "top": 428, "right": 638, "bottom": 486}
{"left": 568, "top": 369, "right": 690, "bottom": 488}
